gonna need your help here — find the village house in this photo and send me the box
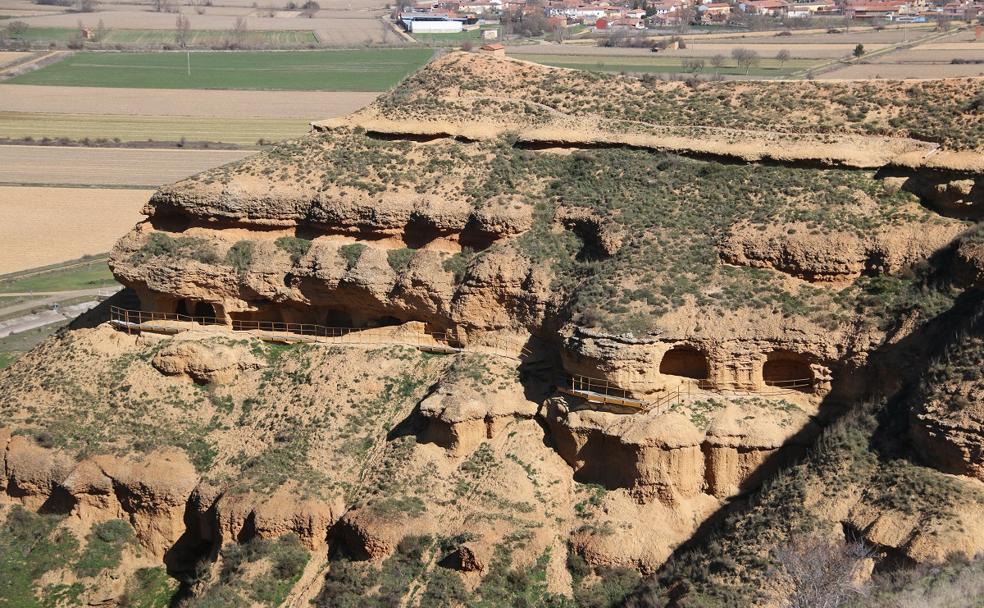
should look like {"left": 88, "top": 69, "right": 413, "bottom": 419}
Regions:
{"left": 741, "top": 0, "right": 790, "bottom": 15}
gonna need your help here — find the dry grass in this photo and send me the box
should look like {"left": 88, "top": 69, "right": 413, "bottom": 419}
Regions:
{"left": 0, "top": 185, "right": 149, "bottom": 273}
{"left": 0, "top": 145, "right": 250, "bottom": 187}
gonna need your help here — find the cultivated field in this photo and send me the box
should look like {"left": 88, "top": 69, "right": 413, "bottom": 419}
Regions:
{"left": 9, "top": 12, "right": 395, "bottom": 44}
{"left": 0, "top": 84, "right": 377, "bottom": 144}
{"left": 0, "top": 112, "right": 313, "bottom": 145}
{"left": 7, "top": 49, "right": 433, "bottom": 90}
{"left": 7, "top": 27, "right": 319, "bottom": 46}
{"left": 822, "top": 62, "right": 984, "bottom": 79}
{"left": 0, "top": 186, "right": 149, "bottom": 273}
{"left": 517, "top": 43, "right": 873, "bottom": 60}
{"left": 0, "top": 52, "right": 31, "bottom": 66}
{"left": 511, "top": 52, "right": 818, "bottom": 76}
{"left": 0, "top": 84, "right": 378, "bottom": 117}
{"left": 0, "top": 145, "right": 250, "bottom": 186}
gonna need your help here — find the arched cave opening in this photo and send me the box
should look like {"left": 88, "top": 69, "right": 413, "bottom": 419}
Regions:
{"left": 763, "top": 351, "right": 814, "bottom": 392}
{"left": 325, "top": 309, "right": 354, "bottom": 328}
{"left": 193, "top": 301, "right": 216, "bottom": 320}
{"left": 175, "top": 300, "right": 189, "bottom": 317}
{"left": 659, "top": 345, "right": 710, "bottom": 380}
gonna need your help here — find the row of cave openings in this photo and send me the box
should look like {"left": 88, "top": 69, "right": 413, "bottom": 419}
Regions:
{"left": 658, "top": 344, "right": 817, "bottom": 393}
{"left": 172, "top": 299, "right": 404, "bottom": 331}
{"left": 169, "top": 300, "right": 817, "bottom": 392}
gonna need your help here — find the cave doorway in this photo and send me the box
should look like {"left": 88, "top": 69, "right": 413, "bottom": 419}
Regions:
{"left": 193, "top": 301, "right": 217, "bottom": 320}
{"left": 175, "top": 300, "right": 189, "bottom": 317}
{"left": 659, "top": 345, "right": 710, "bottom": 380}
{"left": 763, "top": 351, "right": 814, "bottom": 392}
{"left": 371, "top": 316, "right": 402, "bottom": 328}
{"left": 324, "top": 309, "right": 354, "bottom": 328}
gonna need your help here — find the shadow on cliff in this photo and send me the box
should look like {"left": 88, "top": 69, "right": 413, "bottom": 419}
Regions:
{"left": 625, "top": 278, "right": 984, "bottom": 606}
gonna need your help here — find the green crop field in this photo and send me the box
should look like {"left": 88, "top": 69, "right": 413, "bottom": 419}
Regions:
{"left": 7, "top": 49, "right": 435, "bottom": 91}
{"left": 5, "top": 27, "right": 318, "bottom": 46}
{"left": 510, "top": 53, "right": 819, "bottom": 77}
{"left": 0, "top": 258, "right": 117, "bottom": 293}
{"left": 411, "top": 27, "right": 501, "bottom": 44}
{"left": 0, "top": 112, "right": 312, "bottom": 145}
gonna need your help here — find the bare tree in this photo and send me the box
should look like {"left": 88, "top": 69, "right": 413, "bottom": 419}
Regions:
{"left": 94, "top": 17, "right": 107, "bottom": 40}
{"left": 682, "top": 57, "right": 705, "bottom": 72}
{"left": 76, "top": 0, "right": 98, "bottom": 12}
{"left": 153, "top": 0, "right": 173, "bottom": 12}
{"left": 710, "top": 53, "right": 726, "bottom": 71}
{"left": 233, "top": 15, "right": 248, "bottom": 44}
{"left": 731, "top": 47, "right": 760, "bottom": 74}
{"left": 773, "top": 536, "right": 871, "bottom": 608}
{"left": 175, "top": 14, "right": 191, "bottom": 47}
{"left": 776, "top": 48, "right": 790, "bottom": 69}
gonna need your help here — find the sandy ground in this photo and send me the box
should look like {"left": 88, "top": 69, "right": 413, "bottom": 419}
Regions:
{"left": 0, "top": 85, "right": 378, "bottom": 118}
{"left": 822, "top": 62, "right": 984, "bottom": 79}
{"left": 0, "top": 186, "right": 149, "bottom": 273}
{"left": 0, "top": 53, "right": 31, "bottom": 67}
{"left": 0, "top": 145, "right": 251, "bottom": 186}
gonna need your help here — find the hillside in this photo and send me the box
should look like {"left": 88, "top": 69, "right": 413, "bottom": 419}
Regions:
{"left": 0, "top": 52, "right": 983, "bottom": 608}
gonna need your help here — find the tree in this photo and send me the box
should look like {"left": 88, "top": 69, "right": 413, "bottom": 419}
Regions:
{"left": 682, "top": 57, "right": 705, "bottom": 73}
{"left": 710, "top": 53, "right": 726, "bottom": 71}
{"left": 175, "top": 14, "right": 191, "bottom": 47}
{"left": 853, "top": 43, "right": 865, "bottom": 59}
{"left": 731, "top": 47, "right": 760, "bottom": 74}
{"left": 773, "top": 536, "right": 871, "bottom": 608}
{"left": 76, "top": 0, "right": 98, "bottom": 12}
{"left": 5, "top": 20, "right": 28, "bottom": 37}
{"left": 232, "top": 15, "right": 248, "bottom": 44}
{"left": 776, "top": 48, "right": 790, "bottom": 69}
{"left": 94, "top": 18, "right": 107, "bottom": 41}
{"left": 153, "top": 0, "right": 172, "bottom": 12}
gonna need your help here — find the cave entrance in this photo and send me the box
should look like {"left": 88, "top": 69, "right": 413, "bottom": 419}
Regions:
{"left": 193, "top": 301, "right": 217, "bottom": 320}
{"left": 324, "top": 309, "right": 354, "bottom": 328}
{"left": 370, "top": 316, "right": 402, "bottom": 328}
{"left": 175, "top": 300, "right": 189, "bottom": 317}
{"left": 763, "top": 351, "right": 814, "bottom": 392}
{"left": 659, "top": 345, "right": 710, "bottom": 380}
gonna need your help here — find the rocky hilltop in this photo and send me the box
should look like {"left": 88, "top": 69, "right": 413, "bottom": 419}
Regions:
{"left": 1, "top": 53, "right": 983, "bottom": 607}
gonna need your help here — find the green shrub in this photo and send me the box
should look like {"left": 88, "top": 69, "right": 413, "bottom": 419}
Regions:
{"left": 441, "top": 247, "right": 475, "bottom": 281}
{"left": 225, "top": 241, "right": 254, "bottom": 275}
{"left": 386, "top": 248, "right": 416, "bottom": 273}
{"left": 275, "top": 236, "right": 312, "bottom": 264}
{"left": 0, "top": 507, "right": 79, "bottom": 605}
{"left": 120, "top": 567, "right": 178, "bottom": 608}
{"left": 74, "top": 519, "right": 135, "bottom": 577}
{"left": 338, "top": 243, "right": 367, "bottom": 270}
{"left": 131, "top": 232, "right": 219, "bottom": 265}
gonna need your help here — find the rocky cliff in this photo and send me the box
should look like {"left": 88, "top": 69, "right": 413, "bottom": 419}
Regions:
{"left": 2, "top": 52, "right": 984, "bottom": 608}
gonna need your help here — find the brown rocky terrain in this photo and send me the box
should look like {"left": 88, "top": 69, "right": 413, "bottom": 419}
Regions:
{"left": 1, "top": 52, "right": 983, "bottom": 608}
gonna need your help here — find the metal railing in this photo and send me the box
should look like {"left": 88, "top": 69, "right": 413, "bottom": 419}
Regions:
{"left": 763, "top": 377, "right": 814, "bottom": 390}
{"left": 108, "top": 306, "right": 530, "bottom": 359}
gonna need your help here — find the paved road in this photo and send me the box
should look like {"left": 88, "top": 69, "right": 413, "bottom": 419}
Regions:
{"left": 0, "top": 299, "right": 101, "bottom": 338}
{"left": 0, "top": 287, "right": 120, "bottom": 318}
{"left": 0, "top": 145, "right": 251, "bottom": 187}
